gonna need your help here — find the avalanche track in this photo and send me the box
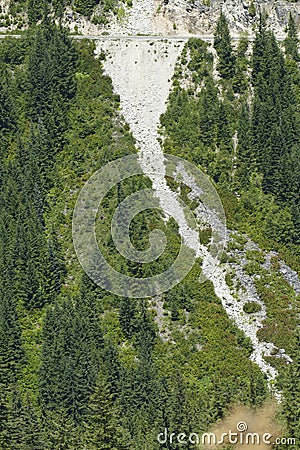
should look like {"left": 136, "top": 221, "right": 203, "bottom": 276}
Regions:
{"left": 94, "top": 0, "right": 298, "bottom": 401}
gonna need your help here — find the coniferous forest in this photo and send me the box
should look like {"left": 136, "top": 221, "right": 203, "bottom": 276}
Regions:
{"left": 0, "top": 6, "right": 299, "bottom": 450}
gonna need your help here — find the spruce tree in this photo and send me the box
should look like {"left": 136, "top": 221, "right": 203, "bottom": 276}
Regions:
{"left": 0, "top": 64, "right": 15, "bottom": 139}
{"left": 236, "top": 101, "right": 253, "bottom": 189}
{"left": 0, "top": 291, "right": 24, "bottom": 446}
{"left": 83, "top": 375, "right": 130, "bottom": 450}
{"left": 27, "top": 18, "right": 77, "bottom": 152}
{"left": 119, "top": 297, "right": 136, "bottom": 339}
{"left": 232, "top": 35, "right": 249, "bottom": 93}
{"left": 198, "top": 75, "right": 220, "bottom": 148}
{"left": 214, "top": 12, "right": 235, "bottom": 79}
{"left": 285, "top": 13, "right": 299, "bottom": 62}
{"left": 281, "top": 332, "right": 300, "bottom": 447}
{"left": 43, "top": 408, "right": 79, "bottom": 450}
{"left": 40, "top": 298, "right": 103, "bottom": 423}
{"left": 6, "top": 392, "right": 44, "bottom": 450}
{"left": 252, "top": 24, "right": 292, "bottom": 195}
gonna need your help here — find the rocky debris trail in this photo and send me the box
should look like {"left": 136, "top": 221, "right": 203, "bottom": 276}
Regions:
{"left": 177, "top": 174, "right": 293, "bottom": 400}
{"left": 151, "top": 296, "right": 175, "bottom": 344}
{"left": 97, "top": 39, "right": 201, "bottom": 253}
{"left": 95, "top": 36, "right": 296, "bottom": 400}
{"left": 262, "top": 251, "right": 300, "bottom": 295}
{"left": 279, "top": 263, "right": 300, "bottom": 294}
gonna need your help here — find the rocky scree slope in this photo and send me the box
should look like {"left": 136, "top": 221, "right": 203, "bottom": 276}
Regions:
{"left": 95, "top": 35, "right": 300, "bottom": 400}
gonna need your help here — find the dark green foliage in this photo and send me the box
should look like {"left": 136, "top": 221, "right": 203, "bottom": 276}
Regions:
{"left": 83, "top": 375, "right": 130, "bottom": 449}
{"left": 119, "top": 297, "right": 136, "bottom": 338}
{"left": 232, "top": 35, "right": 249, "bottom": 93}
{"left": 6, "top": 392, "right": 43, "bottom": 449}
{"left": 160, "top": 22, "right": 300, "bottom": 444}
{"left": 0, "top": 141, "right": 64, "bottom": 310}
{"left": 0, "top": 37, "right": 29, "bottom": 66}
{"left": 74, "top": 0, "right": 99, "bottom": 17}
{"left": 185, "top": 38, "right": 213, "bottom": 84}
{"left": 133, "top": 300, "right": 156, "bottom": 353}
{"left": 251, "top": 20, "right": 300, "bottom": 241}
{"left": 40, "top": 296, "right": 103, "bottom": 422}
{"left": 0, "top": 65, "right": 15, "bottom": 138}
{"left": 9, "top": 0, "right": 120, "bottom": 24}
{"left": 52, "top": 0, "right": 72, "bottom": 18}
{"left": 214, "top": 12, "right": 235, "bottom": 79}
{"left": 0, "top": 294, "right": 24, "bottom": 431}
{"left": 243, "top": 302, "right": 262, "bottom": 314}
{"left": 198, "top": 76, "right": 219, "bottom": 148}
{"left": 42, "top": 407, "right": 79, "bottom": 450}
{"left": 284, "top": 13, "right": 299, "bottom": 61}
{"left": 280, "top": 332, "right": 300, "bottom": 448}
{"left": 0, "top": 244, "right": 25, "bottom": 444}
{"left": 27, "top": 19, "right": 77, "bottom": 152}
{"left": 73, "top": 0, "right": 121, "bottom": 18}
{"left": 27, "top": 0, "right": 44, "bottom": 25}
{"left": 235, "top": 101, "right": 252, "bottom": 189}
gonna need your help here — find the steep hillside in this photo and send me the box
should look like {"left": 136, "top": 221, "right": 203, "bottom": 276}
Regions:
{"left": 0, "top": 2, "right": 299, "bottom": 450}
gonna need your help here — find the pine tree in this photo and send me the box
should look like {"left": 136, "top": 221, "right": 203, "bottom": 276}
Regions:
{"left": 0, "top": 64, "right": 15, "bottom": 139}
{"left": 156, "top": 373, "right": 203, "bottom": 450}
{"left": 27, "top": 18, "right": 77, "bottom": 152}
{"left": 40, "top": 298, "right": 103, "bottom": 423}
{"left": 6, "top": 392, "right": 44, "bottom": 450}
{"left": 101, "top": 342, "right": 122, "bottom": 401}
{"left": 41, "top": 235, "right": 65, "bottom": 304}
{"left": 236, "top": 101, "right": 253, "bottom": 189}
{"left": 119, "top": 297, "right": 136, "bottom": 339}
{"left": 281, "top": 332, "right": 300, "bottom": 446}
{"left": 251, "top": 18, "right": 300, "bottom": 242}
{"left": 285, "top": 13, "right": 299, "bottom": 62}
{"left": 252, "top": 24, "right": 292, "bottom": 195}
{"left": 83, "top": 374, "right": 130, "bottom": 449}
{"left": 214, "top": 12, "right": 235, "bottom": 79}
{"left": 232, "top": 35, "right": 249, "bottom": 93}
{"left": 0, "top": 291, "right": 24, "bottom": 446}
{"left": 43, "top": 408, "right": 79, "bottom": 450}
{"left": 198, "top": 76, "right": 220, "bottom": 148}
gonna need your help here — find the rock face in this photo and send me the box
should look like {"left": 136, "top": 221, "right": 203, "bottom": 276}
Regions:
{"left": 154, "top": 0, "right": 300, "bottom": 37}
{"left": 0, "top": 0, "right": 298, "bottom": 35}
{"left": 61, "top": 0, "right": 300, "bottom": 37}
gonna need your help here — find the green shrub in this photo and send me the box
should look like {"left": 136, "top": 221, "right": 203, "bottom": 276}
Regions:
{"left": 246, "top": 250, "right": 265, "bottom": 264}
{"left": 92, "top": 14, "right": 108, "bottom": 25}
{"left": 244, "top": 261, "right": 261, "bottom": 276}
{"left": 249, "top": 1, "right": 256, "bottom": 17}
{"left": 117, "top": 6, "right": 125, "bottom": 20}
{"left": 243, "top": 302, "right": 262, "bottom": 314}
{"left": 225, "top": 273, "right": 234, "bottom": 287}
